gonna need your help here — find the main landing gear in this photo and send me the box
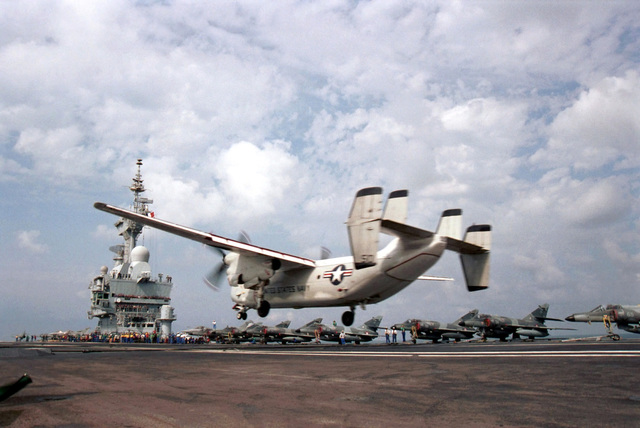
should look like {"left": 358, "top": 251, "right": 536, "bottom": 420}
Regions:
{"left": 233, "top": 300, "right": 271, "bottom": 320}
{"left": 257, "top": 300, "right": 271, "bottom": 318}
{"left": 342, "top": 308, "right": 355, "bottom": 326}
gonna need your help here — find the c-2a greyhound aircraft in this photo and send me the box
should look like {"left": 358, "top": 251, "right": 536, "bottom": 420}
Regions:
{"left": 95, "top": 187, "right": 491, "bottom": 326}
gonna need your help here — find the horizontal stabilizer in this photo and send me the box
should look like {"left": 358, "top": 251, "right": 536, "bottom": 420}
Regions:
{"left": 380, "top": 219, "right": 433, "bottom": 239}
{"left": 347, "top": 187, "right": 383, "bottom": 269}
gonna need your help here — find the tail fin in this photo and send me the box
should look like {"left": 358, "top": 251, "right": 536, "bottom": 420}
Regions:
{"left": 347, "top": 187, "right": 383, "bottom": 269}
{"left": 459, "top": 224, "right": 491, "bottom": 291}
{"left": 383, "top": 190, "right": 408, "bottom": 223}
{"left": 362, "top": 316, "right": 383, "bottom": 330}
{"left": 523, "top": 304, "right": 550, "bottom": 322}
{"left": 436, "top": 209, "right": 462, "bottom": 240}
{"left": 275, "top": 320, "right": 292, "bottom": 328}
{"left": 299, "top": 318, "right": 323, "bottom": 329}
{"left": 453, "top": 309, "right": 479, "bottom": 325}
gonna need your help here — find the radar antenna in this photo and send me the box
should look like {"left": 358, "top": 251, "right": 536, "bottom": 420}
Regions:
{"left": 114, "top": 159, "right": 154, "bottom": 266}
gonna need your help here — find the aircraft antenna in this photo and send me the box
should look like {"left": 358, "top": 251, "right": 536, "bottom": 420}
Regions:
{"left": 115, "top": 159, "right": 154, "bottom": 264}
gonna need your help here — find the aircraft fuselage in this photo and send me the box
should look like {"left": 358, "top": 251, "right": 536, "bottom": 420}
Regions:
{"left": 230, "top": 235, "right": 447, "bottom": 309}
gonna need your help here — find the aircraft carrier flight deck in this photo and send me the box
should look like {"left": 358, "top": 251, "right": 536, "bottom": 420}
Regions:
{"left": 1, "top": 339, "right": 638, "bottom": 427}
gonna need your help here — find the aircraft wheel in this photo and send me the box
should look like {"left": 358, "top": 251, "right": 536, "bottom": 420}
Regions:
{"left": 342, "top": 310, "right": 355, "bottom": 326}
{"left": 257, "top": 300, "right": 271, "bottom": 318}
{"left": 236, "top": 312, "right": 243, "bottom": 320}
{"left": 612, "top": 334, "right": 621, "bottom": 341}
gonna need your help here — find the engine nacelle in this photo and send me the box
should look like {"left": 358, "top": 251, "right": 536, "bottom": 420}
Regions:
{"left": 224, "top": 252, "right": 280, "bottom": 288}
{"left": 231, "top": 284, "right": 258, "bottom": 308}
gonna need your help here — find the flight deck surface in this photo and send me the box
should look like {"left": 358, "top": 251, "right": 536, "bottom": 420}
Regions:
{"left": 1, "top": 340, "right": 639, "bottom": 427}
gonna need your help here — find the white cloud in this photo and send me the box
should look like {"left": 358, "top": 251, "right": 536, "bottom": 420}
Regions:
{"left": 214, "top": 141, "right": 302, "bottom": 218}
{"left": 532, "top": 70, "right": 640, "bottom": 171}
{"left": 17, "top": 230, "right": 48, "bottom": 254}
{"left": 512, "top": 250, "right": 565, "bottom": 285}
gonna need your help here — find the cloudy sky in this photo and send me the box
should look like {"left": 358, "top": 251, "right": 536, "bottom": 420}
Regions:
{"left": 1, "top": 1, "right": 639, "bottom": 341}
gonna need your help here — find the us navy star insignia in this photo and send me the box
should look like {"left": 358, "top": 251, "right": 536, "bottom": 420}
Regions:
{"left": 323, "top": 264, "right": 353, "bottom": 285}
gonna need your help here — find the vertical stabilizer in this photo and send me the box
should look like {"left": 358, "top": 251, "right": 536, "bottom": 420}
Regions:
{"left": 275, "top": 320, "right": 292, "bottom": 328}
{"left": 460, "top": 225, "right": 491, "bottom": 291}
{"left": 524, "top": 304, "right": 550, "bottom": 322}
{"left": 383, "top": 190, "right": 408, "bottom": 223}
{"left": 436, "top": 209, "right": 462, "bottom": 240}
{"left": 453, "top": 309, "right": 479, "bottom": 325}
{"left": 347, "top": 187, "right": 383, "bottom": 269}
{"left": 362, "top": 316, "right": 383, "bottom": 331}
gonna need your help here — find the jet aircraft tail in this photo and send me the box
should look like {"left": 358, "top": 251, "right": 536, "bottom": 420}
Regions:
{"left": 275, "top": 320, "right": 292, "bottom": 328}
{"left": 524, "top": 303, "right": 562, "bottom": 323}
{"left": 452, "top": 309, "right": 479, "bottom": 325}
{"left": 361, "top": 315, "right": 383, "bottom": 331}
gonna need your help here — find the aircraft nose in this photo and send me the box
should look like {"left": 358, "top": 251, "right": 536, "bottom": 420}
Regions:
{"left": 565, "top": 315, "right": 575, "bottom": 322}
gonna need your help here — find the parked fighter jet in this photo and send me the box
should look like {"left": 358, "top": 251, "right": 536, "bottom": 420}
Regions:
{"left": 297, "top": 318, "right": 344, "bottom": 342}
{"left": 95, "top": 187, "right": 491, "bottom": 326}
{"left": 248, "top": 317, "right": 327, "bottom": 344}
{"left": 392, "top": 310, "right": 478, "bottom": 343}
{"left": 566, "top": 304, "right": 640, "bottom": 336}
{"left": 245, "top": 320, "right": 292, "bottom": 343}
{"left": 321, "top": 316, "right": 383, "bottom": 344}
{"left": 459, "top": 304, "right": 572, "bottom": 341}
{"left": 279, "top": 318, "right": 329, "bottom": 344}
{"left": 208, "top": 320, "right": 260, "bottom": 343}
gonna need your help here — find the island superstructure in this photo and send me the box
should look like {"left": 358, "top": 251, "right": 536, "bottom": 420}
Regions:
{"left": 88, "top": 159, "right": 176, "bottom": 337}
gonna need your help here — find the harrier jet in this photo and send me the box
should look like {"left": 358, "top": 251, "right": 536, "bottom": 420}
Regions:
{"left": 95, "top": 187, "right": 491, "bottom": 326}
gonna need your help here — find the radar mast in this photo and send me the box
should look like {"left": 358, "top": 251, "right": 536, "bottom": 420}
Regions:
{"left": 115, "top": 159, "right": 154, "bottom": 265}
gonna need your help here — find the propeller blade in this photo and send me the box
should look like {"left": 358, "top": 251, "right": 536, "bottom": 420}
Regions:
{"left": 320, "top": 246, "right": 332, "bottom": 260}
{"left": 203, "top": 244, "right": 227, "bottom": 292}
{"left": 238, "top": 230, "right": 251, "bottom": 244}
{"left": 203, "top": 273, "right": 222, "bottom": 292}
{"left": 202, "top": 230, "right": 247, "bottom": 292}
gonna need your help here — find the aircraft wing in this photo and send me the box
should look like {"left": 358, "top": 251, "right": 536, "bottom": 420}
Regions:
{"left": 431, "top": 327, "right": 472, "bottom": 334}
{"left": 510, "top": 324, "right": 576, "bottom": 331}
{"left": 94, "top": 202, "right": 316, "bottom": 270}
